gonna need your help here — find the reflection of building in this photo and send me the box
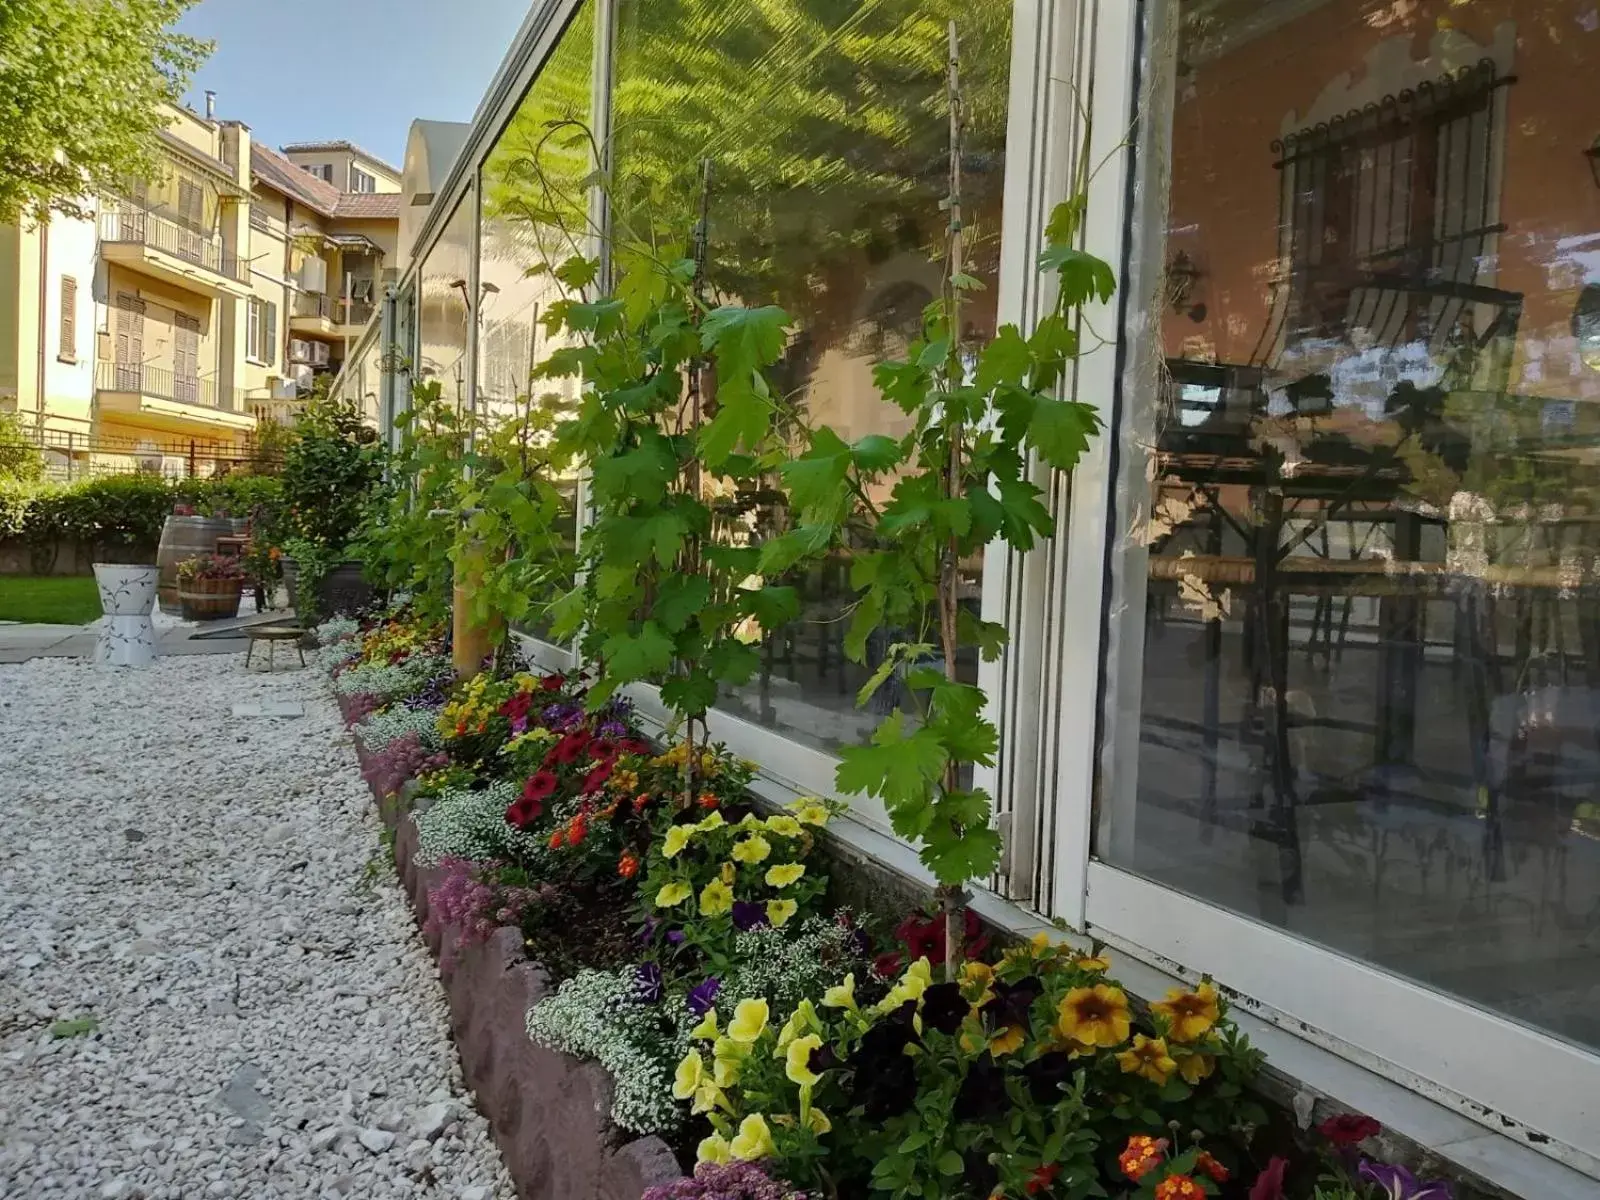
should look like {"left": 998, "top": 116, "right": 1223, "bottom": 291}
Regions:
{"left": 0, "top": 101, "right": 400, "bottom": 473}
{"left": 328, "top": 0, "right": 1600, "bottom": 1189}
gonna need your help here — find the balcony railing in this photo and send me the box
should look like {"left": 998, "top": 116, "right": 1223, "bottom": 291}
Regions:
{"left": 338, "top": 297, "right": 376, "bottom": 327}
{"left": 100, "top": 207, "right": 249, "bottom": 283}
{"left": 96, "top": 360, "right": 235, "bottom": 412}
{"left": 293, "top": 292, "right": 333, "bottom": 320}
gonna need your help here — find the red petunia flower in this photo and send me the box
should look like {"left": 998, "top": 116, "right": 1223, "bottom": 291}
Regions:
{"left": 550, "top": 731, "right": 593, "bottom": 766}
{"left": 505, "top": 797, "right": 541, "bottom": 829}
{"left": 620, "top": 738, "right": 653, "bottom": 756}
{"left": 588, "top": 739, "right": 619, "bottom": 761}
{"left": 523, "top": 771, "right": 558, "bottom": 802}
{"left": 582, "top": 761, "right": 615, "bottom": 793}
{"left": 540, "top": 674, "right": 565, "bottom": 692}
{"left": 1317, "top": 1114, "right": 1381, "bottom": 1146}
{"left": 1025, "top": 1163, "right": 1059, "bottom": 1195}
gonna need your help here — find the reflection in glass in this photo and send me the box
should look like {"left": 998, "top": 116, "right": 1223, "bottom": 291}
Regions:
{"left": 478, "top": 2, "right": 595, "bottom": 628}
{"left": 1103, "top": 0, "right": 1600, "bottom": 1053}
{"left": 610, "top": 0, "right": 1013, "bottom": 754}
{"left": 417, "top": 196, "right": 474, "bottom": 411}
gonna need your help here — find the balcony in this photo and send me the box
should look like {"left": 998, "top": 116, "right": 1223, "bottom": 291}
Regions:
{"left": 99, "top": 207, "right": 253, "bottom": 300}
{"left": 94, "top": 360, "right": 256, "bottom": 435}
{"left": 290, "top": 291, "right": 337, "bottom": 337}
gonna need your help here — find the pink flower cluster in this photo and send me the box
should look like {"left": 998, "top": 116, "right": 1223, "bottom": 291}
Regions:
{"left": 642, "top": 1163, "right": 810, "bottom": 1200}
{"left": 360, "top": 732, "right": 448, "bottom": 799}
{"left": 424, "top": 857, "right": 557, "bottom": 958}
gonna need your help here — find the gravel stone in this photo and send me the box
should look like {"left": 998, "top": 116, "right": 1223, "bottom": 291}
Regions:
{"left": 0, "top": 654, "right": 514, "bottom": 1200}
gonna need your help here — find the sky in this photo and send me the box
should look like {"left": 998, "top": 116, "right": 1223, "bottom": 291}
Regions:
{"left": 175, "top": 0, "right": 534, "bottom": 170}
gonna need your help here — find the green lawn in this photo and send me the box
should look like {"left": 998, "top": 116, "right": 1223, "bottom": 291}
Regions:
{"left": 0, "top": 575, "right": 103, "bottom": 624}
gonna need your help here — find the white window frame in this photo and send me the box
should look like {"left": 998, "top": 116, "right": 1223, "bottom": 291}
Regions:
{"left": 350, "top": 165, "right": 377, "bottom": 194}
{"left": 245, "top": 297, "right": 263, "bottom": 364}
{"left": 1048, "top": 0, "right": 1600, "bottom": 1176}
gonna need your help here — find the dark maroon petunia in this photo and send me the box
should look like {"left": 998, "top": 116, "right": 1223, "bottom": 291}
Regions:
{"left": 540, "top": 673, "right": 565, "bottom": 692}
{"left": 1318, "top": 1114, "right": 1382, "bottom": 1146}
{"left": 581, "top": 761, "right": 615, "bottom": 793}
{"left": 588, "top": 739, "right": 619, "bottom": 762}
{"left": 505, "top": 797, "right": 541, "bottom": 829}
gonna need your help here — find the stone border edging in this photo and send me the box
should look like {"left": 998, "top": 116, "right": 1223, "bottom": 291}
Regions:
{"left": 340, "top": 696, "right": 683, "bottom": 1200}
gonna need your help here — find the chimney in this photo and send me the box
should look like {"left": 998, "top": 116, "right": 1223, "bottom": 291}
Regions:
{"left": 205, "top": 91, "right": 217, "bottom": 120}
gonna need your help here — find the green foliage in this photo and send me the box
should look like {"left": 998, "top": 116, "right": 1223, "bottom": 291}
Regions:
{"left": 279, "top": 393, "right": 386, "bottom": 554}
{"left": 548, "top": 247, "right": 814, "bottom": 738}
{"left": 791, "top": 192, "right": 1108, "bottom": 887}
{"left": 0, "top": 0, "right": 210, "bottom": 223}
{"left": 0, "top": 413, "right": 44, "bottom": 482}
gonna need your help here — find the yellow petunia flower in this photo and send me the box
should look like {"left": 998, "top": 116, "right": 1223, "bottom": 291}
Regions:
{"left": 1177, "top": 1051, "right": 1216, "bottom": 1084}
{"left": 785, "top": 1034, "right": 823, "bottom": 1087}
{"left": 764, "top": 863, "right": 806, "bottom": 888}
{"left": 765, "top": 815, "right": 804, "bottom": 837}
{"left": 1057, "top": 983, "right": 1132, "bottom": 1048}
{"left": 776, "top": 999, "right": 820, "bottom": 1051}
{"left": 690, "top": 1009, "right": 720, "bottom": 1040}
{"left": 672, "top": 1050, "right": 704, "bottom": 1100}
{"left": 696, "top": 1134, "right": 732, "bottom": 1165}
{"left": 691, "top": 1080, "right": 728, "bottom": 1115}
{"left": 728, "top": 997, "right": 770, "bottom": 1043}
{"left": 793, "top": 800, "right": 831, "bottom": 826}
{"left": 655, "top": 881, "right": 693, "bottom": 909}
{"left": 876, "top": 956, "right": 935, "bottom": 1013}
{"left": 766, "top": 898, "right": 798, "bottom": 927}
{"left": 1074, "top": 955, "right": 1111, "bottom": 975}
{"left": 805, "top": 1106, "right": 831, "bottom": 1135}
{"left": 711, "top": 1037, "right": 744, "bottom": 1087}
{"left": 662, "top": 825, "right": 693, "bottom": 859}
{"left": 699, "top": 878, "right": 734, "bottom": 917}
{"left": 989, "top": 1024, "right": 1026, "bottom": 1056}
{"left": 822, "top": 973, "right": 858, "bottom": 1012}
{"left": 731, "top": 835, "right": 772, "bottom": 864}
{"left": 729, "top": 1113, "right": 776, "bottom": 1161}
{"left": 1116, "top": 1033, "right": 1177, "bottom": 1084}
{"left": 696, "top": 811, "right": 727, "bottom": 833}
{"left": 737, "top": 813, "right": 765, "bottom": 831}
{"left": 1150, "top": 981, "right": 1220, "bottom": 1043}
{"left": 720, "top": 861, "right": 736, "bottom": 885}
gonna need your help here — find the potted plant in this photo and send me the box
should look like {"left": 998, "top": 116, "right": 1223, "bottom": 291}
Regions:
{"left": 274, "top": 392, "right": 386, "bottom": 623}
{"left": 176, "top": 553, "right": 246, "bottom": 620}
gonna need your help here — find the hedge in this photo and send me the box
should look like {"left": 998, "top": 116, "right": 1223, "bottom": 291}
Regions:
{"left": 0, "top": 473, "right": 284, "bottom": 551}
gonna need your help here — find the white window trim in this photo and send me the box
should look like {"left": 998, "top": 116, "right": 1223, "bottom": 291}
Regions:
{"left": 1045, "top": 0, "right": 1600, "bottom": 1177}
{"left": 245, "top": 297, "right": 266, "bottom": 366}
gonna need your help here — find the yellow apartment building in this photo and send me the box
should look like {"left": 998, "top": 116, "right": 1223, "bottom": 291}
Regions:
{"left": 0, "top": 104, "right": 400, "bottom": 476}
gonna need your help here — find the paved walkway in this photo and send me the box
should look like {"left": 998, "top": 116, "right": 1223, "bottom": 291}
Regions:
{"left": 0, "top": 606, "right": 277, "bottom": 665}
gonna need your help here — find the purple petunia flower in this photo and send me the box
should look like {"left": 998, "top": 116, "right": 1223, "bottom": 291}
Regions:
{"left": 731, "top": 900, "right": 770, "bottom": 932}
{"left": 1358, "top": 1161, "right": 1453, "bottom": 1200}
{"left": 687, "top": 976, "right": 721, "bottom": 1017}
{"left": 598, "top": 719, "right": 628, "bottom": 740}
{"left": 665, "top": 929, "right": 685, "bottom": 945}
{"left": 632, "top": 961, "right": 664, "bottom": 1005}
{"left": 637, "top": 918, "right": 659, "bottom": 945}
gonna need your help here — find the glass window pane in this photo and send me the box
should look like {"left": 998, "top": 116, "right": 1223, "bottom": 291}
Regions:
{"left": 611, "top": 0, "right": 1013, "bottom": 755}
{"left": 477, "top": 2, "right": 595, "bottom": 634}
{"left": 417, "top": 195, "right": 474, "bottom": 411}
{"left": 1102, "top": 0, "right": 1600, "bottom": 1054}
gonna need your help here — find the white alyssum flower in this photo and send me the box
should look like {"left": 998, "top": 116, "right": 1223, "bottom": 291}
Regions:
{"left": 525, "top": 968, "right": 692, "bottom": 1134}
{"left": 332, "top": 654, "right": 450, "bottom": 702}
{"left": 355, "top": 706, "right": 444, "bottom": 753}
{"left": 413, "top": 781, "right": 546, "bottom": 866}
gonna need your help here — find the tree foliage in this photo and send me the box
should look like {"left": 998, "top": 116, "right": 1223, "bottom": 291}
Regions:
{"left": 0, "top": 0, "right": 209, "bottom": 223}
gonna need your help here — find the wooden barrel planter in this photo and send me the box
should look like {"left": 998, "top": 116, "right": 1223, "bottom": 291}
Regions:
{"left": 156, "top": 516, "right": 233, "bottom": 615}
{"left": 178, "top": 575, "right": 244, "bottom": 621}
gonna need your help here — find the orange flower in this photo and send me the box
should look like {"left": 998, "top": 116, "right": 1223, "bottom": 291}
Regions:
{"left": 618, "top": 850, "right": 640, "bottom": 879}
{"left": 988, "top": 1024, "right": 1025, "bottom": 1056}
{"left": 1195, "top": 1151, "right": 1229, "bottom": 1183}
{"left": 698, "top": 791, "right": 720, "bottom": 810}
{"left": 268, "top": 546, "right": 282, "bottom": 561}
{"left": 1154, "top": 1175, "right": 1203, "bottom": 1200}
{"left": 1118, "top": 1135, "right": 1167, "bottom": 1182}
{"left": 633, "top": 793, "right": 652, "bottom": 813}
{"left": 1150, "top": 982, "right": 1220, "bottom": 1043}
{"left": 1056, "top": 984, "right": 1131, "bottom": 1048}
{"left": 548, "top": 829, "right": 565, "bottom": 849}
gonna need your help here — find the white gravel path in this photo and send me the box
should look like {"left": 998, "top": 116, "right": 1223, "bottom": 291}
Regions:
{"left": 0, "top": 652, "right": 514, "bottom": 1200}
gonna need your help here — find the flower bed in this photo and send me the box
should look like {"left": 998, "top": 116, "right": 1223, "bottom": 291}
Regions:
{"left": 322, "top": 610, "right": 1474, "bottom": 1200}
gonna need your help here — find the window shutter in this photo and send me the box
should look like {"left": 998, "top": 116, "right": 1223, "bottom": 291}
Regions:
{"left": 59, "top": 276, "right": 76, "bottom": 360}
{"left": 265, "top": 302, "right": 277, "bottom": 368}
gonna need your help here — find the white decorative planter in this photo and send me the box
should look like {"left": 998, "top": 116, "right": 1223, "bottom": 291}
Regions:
{"left": 93, "top": 563, "right": 159, "bottom": 667}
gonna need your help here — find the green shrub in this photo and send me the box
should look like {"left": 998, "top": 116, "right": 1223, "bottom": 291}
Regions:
{"left": 0, "top": 413, "right": 45, "bottom": 482}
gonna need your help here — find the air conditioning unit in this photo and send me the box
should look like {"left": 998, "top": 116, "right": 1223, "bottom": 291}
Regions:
{"left": 270, "top": 377, "right": 298, "bottom": 401}
{"left": 288, "top": 338, "right": 313, "bottom": 363}
{"left": 291, "top": 365, "right": 315, "bottom": 392}
{"left": 310, "top": 341, "right": 332, "bottom": 367}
